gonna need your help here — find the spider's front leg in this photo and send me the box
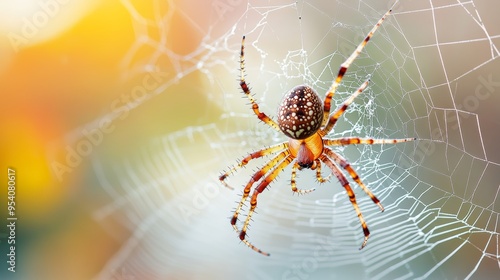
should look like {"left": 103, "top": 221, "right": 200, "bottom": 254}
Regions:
{"left": 320, "top": 154, "right": 371, "bottom": 249}
{"left": 321, "top": 7, "right": 393, "bottom": 126}
{"left": 239, "top": 36, "right": 282, "bottom": 132}
{"left": 237, "top": 154, "right": 294, "bottom": 256}
{"left": 219, "top": 143, "right": 287, "bottom": 189}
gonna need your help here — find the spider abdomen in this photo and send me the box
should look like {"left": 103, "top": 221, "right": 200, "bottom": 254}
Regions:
{"left": 277, "top": 85, "right": 323, "bottom": 139}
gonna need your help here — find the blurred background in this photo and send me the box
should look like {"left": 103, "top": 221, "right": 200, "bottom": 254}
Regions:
{"left": 0, "top": 0, "right": 498, "bottom": 279}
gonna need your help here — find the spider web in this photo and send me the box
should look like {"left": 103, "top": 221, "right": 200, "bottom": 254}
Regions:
{"left": 87, "top": 0, "right": 499, "bottom": 279}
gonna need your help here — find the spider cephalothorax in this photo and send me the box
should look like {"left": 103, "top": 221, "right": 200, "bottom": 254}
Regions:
{"left": 288, "top": 132, "right": 323, "bottom": 169}
{"left": 220, "top": 3, "right": 415, "bottom": 256}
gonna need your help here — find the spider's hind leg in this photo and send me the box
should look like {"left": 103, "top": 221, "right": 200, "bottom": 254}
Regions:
{"left": 239, "top": 36, "right": 282, "bottom": 132}
{"left": 324, "top": 147, "right": 384, "bottom": 212}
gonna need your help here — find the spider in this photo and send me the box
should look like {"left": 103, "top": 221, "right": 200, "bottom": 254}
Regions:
{"left": 219, "top": 6, "right": 415, "bottom": 256}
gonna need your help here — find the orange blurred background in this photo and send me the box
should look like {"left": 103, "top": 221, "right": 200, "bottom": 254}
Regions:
{"left": 0, "top": 1, "right": 218, "bottom": 279}
{"left": 1, "top": 1, "right": 132, "bottom": 279}
{"left": 0, "top": 1, "right": 498, "bottom": 279}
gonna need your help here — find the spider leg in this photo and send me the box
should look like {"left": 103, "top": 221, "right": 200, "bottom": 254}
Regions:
{"left": 290, "top": 161, "right": 316, "bottom": 195}
{"left": 321, "top": 8, "right": 393, "bottom": 127}
{"left": 230, "top": 150, "right": 290, "bottom": 232}
{"left": 314, "top": 159, "right": 333, "bottom": 183}
{"left": 323, "top": 147, "right": 384, "bottom": 212}
{"left": 239, "top": 154, "right": 294, "bottom": 256}
{"left": 320, "top": 79, "right": 369, "bottom": 136}
{"left": 239, "top": 36, "right": 281, "bottom": 132}
{"left": 219, "top": 142, "right": 288, "bottom": 189}
{"left": 290, "top": 159, "right": 332, "bottom": 194}
{"left": 320, "top": 154, "right": 370, "bottom": 249}
{"left": 324, "top": 137, "right": 416, "bottom": 147}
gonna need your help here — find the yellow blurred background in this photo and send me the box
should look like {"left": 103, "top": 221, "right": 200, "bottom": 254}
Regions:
{"left": 1, "top": 1, "right": 123, "bottom": 278}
